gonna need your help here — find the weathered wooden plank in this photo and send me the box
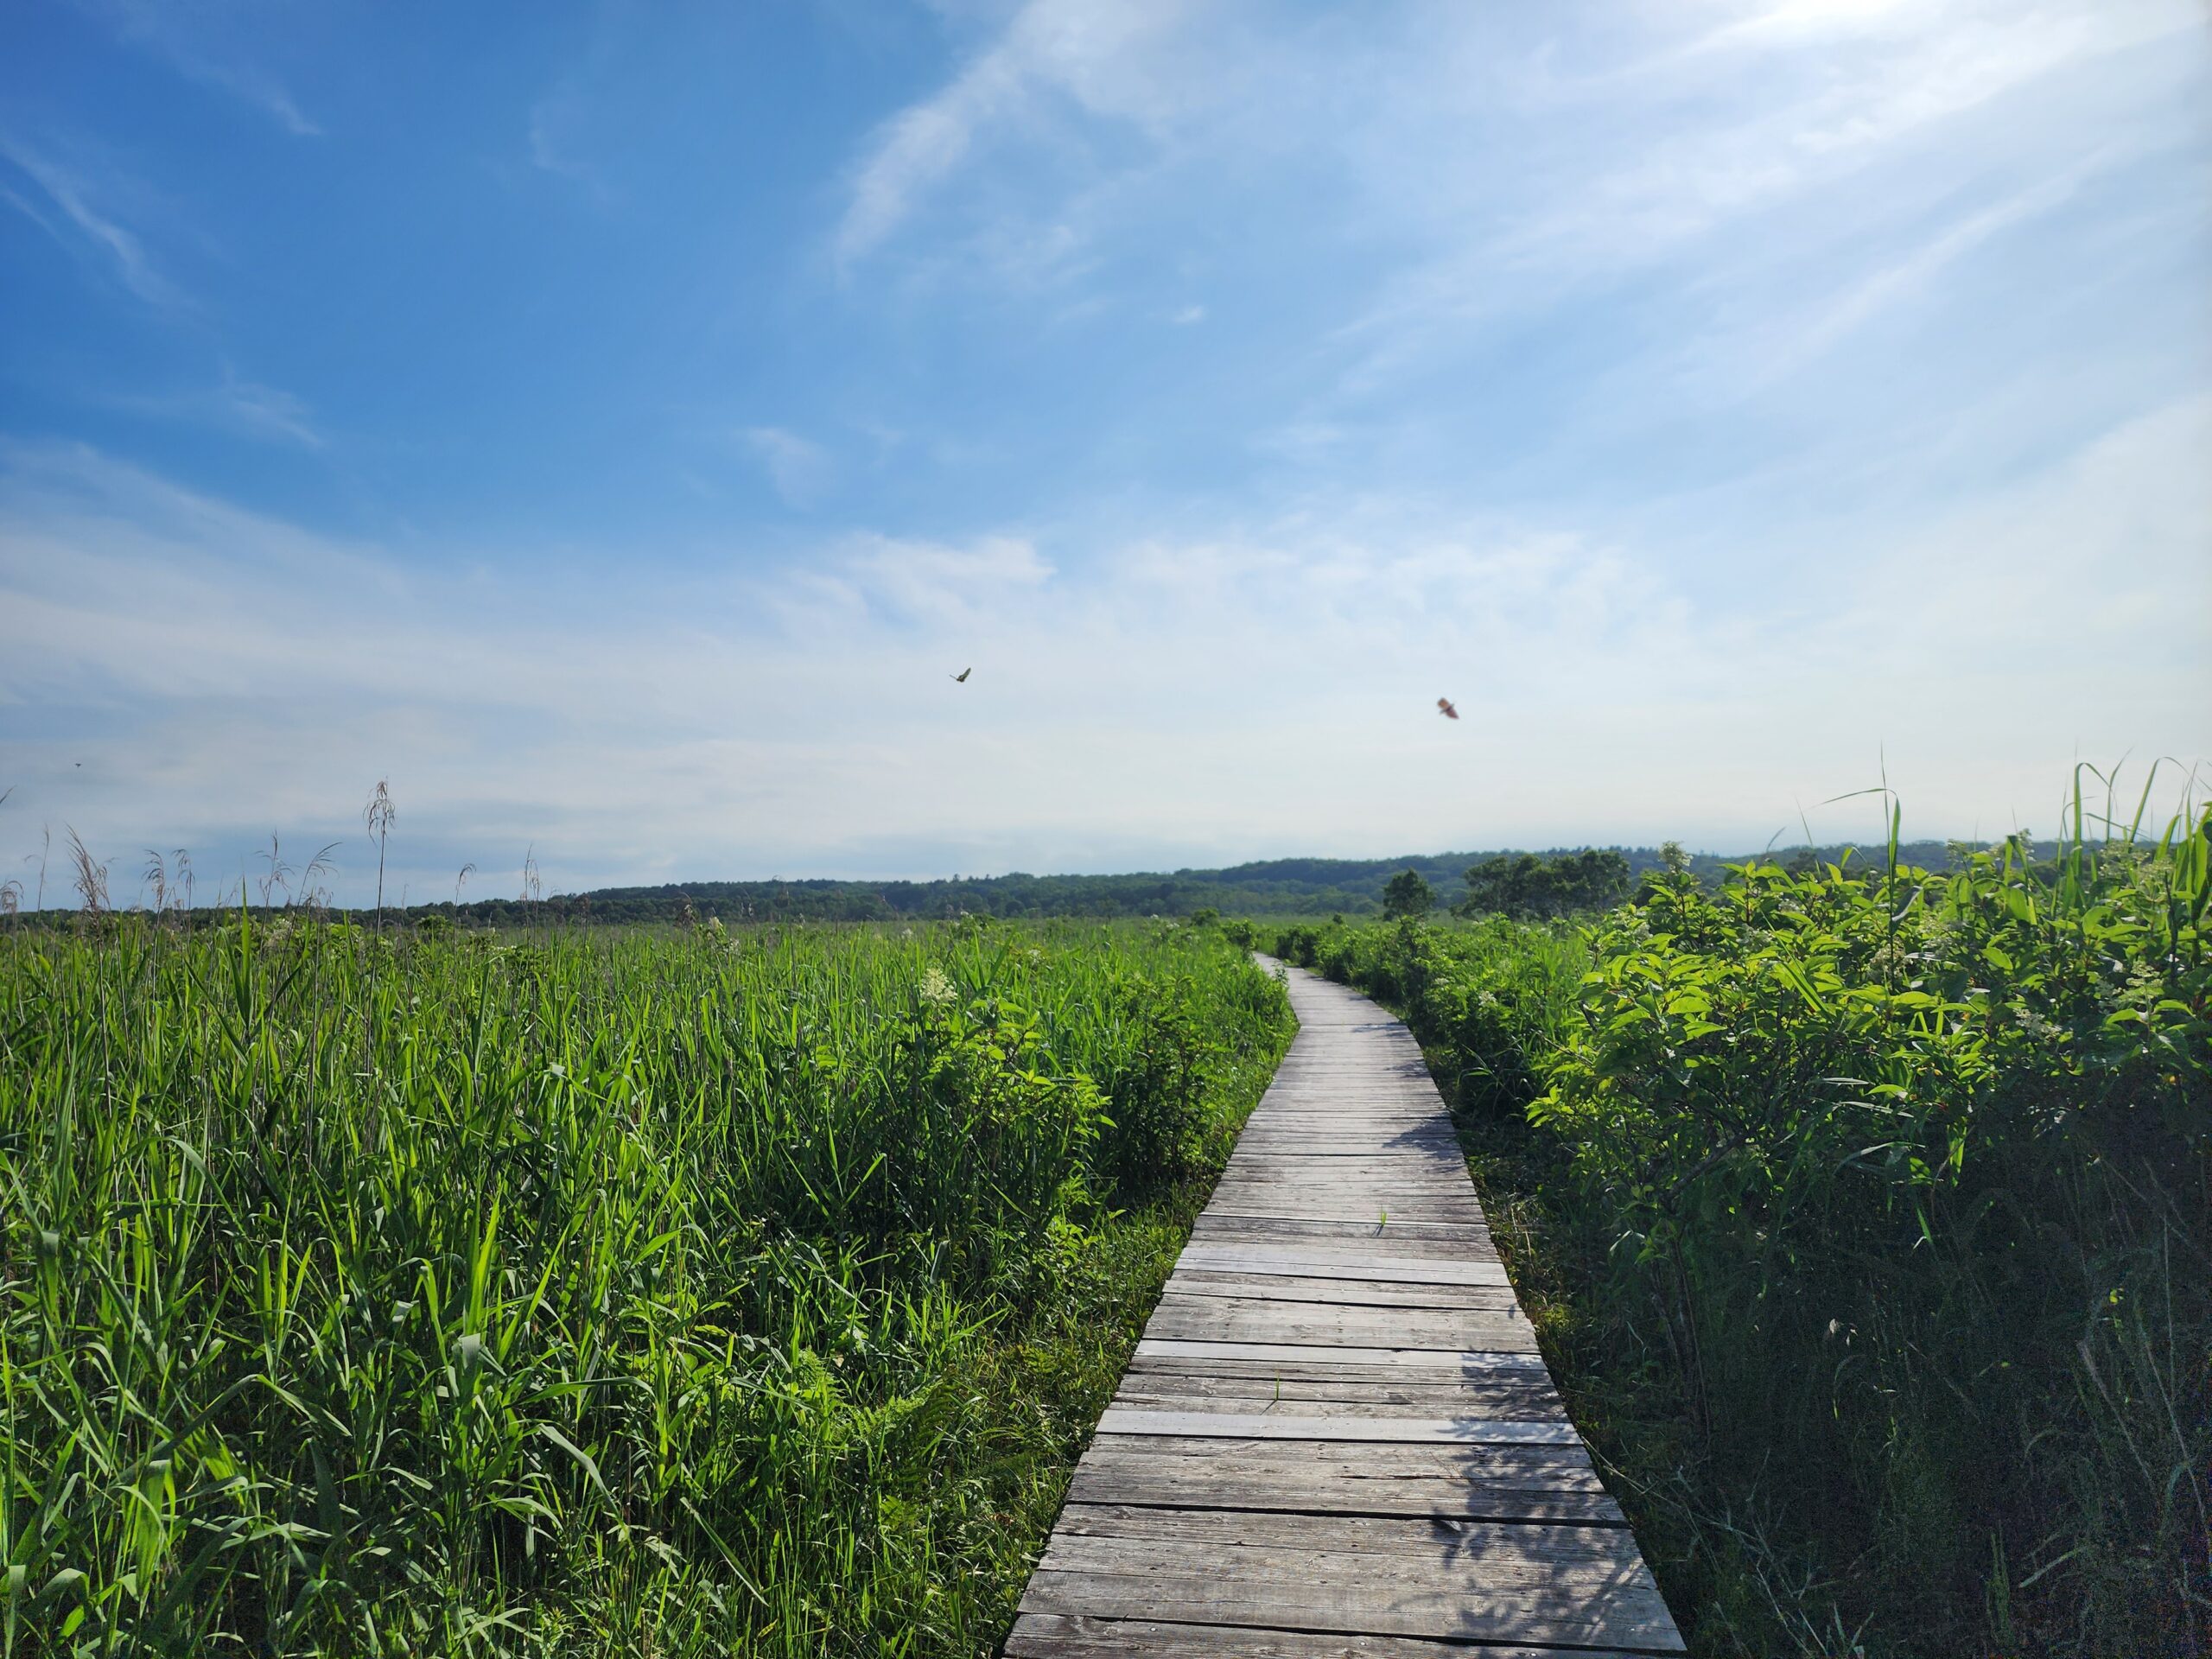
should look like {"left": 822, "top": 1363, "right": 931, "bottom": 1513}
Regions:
{"left": 1225, "top": 1146, "right": 1462, "bottom": 1158}
{"left": 1224, "top": 1151, "right": 1464, "bottom": 1164}
{"left": 1206, "top": 1168, "right": 1473, "bottom": 1185}
{"left": 1107, "top": 1393, "right": 1568, "bottom": 1424}
{"left": 1016, "top": 1575, "right": 1676, "bottom": 1653}
{"left": 1031, "top": 1537, "right": 1649, "bottom": 1603}
{"left": 1173, "top": 1245, "right": 1508, "bottom": 1285}
{"left": 1211, "top": 1169, "right": 1478, "bottom": 1190}
{"left": 1066, "top": 1440, "right": 1623, "bottom": 1524}
{"left": 1199, "top": 1211, "right": 1491, "bottom": 1234}
{"left": 1094, "top": 1408, "right": 1580, "bottom": 1445}
{"left": 1238, "top": 1123, "right": 1459, "bottom": 1141}
{"left": 1051, "top": 1503, "right": 1645, "bottom": 1562}
{"left": 1023, "top": 1535, "right": 1682, "bottom": 1650}
{"left": 1215, "top": 1175, "right": 1473, "bottom": 1193}
{"left": 1218, "top": 1172, "right": 1466, "bottom": 1185}
{"left": 1200, "top": 1204, "right": 1484, "bottom": 1225}
{"left": 1232, "top": 1120, "right": 1456, "bottom": 1132}
{"left": 1224, "top": 1154, "right": 1465, "bottom": 1168}
{"left": 1226, "top": 1147, "right": 1463, "bottom": 1162}
{"left": 1007, "top": 1611, "right": 1656, "bottom": 1658}
{"left": 1187, "top": 1216, "right": 1497, "bottom": 1260}
{"left": 1232, "top": 1121, "right": 1449, "bottom": 1133}
{"left": 1192, "top": 1211, "right": 1494, "bottom": 1239}
{"left": 1145, "top": 1297, "right": 1540, "bottom": 1351}
{"left": 1135, "top": 1338, "right": 1543, "bottom": 1371}
{"left": 1190, "top": 1213, "right": 1487, "bottom": 1235}
{"left": 1122, "top": 1360, "right": 1557, "bottom": 1400}
{"left": 1230, "top": 1129, "right": 1457, "bottom": 1140}
{"left": 1163, "top": 1271, "right": 1520, "bottom": 1312}
{"left": 1234, "top": 1119, "right": 1458, "bottom": 1132}
{"left": 1116, "top": 1360, "right": 1562, "bottom": 1403}
{"left": 1205, "top": 1196, "right": 1482, "bottom": 1218}
{"left": 1005, "top": 1611, "right": 1654, "bottom": 1659}
{"left": 1222, "top": 1141, "right": 1465, "bottom": 1160}
{"left": 1208, "top": 1175, "right": 1477, "bottom": 1193}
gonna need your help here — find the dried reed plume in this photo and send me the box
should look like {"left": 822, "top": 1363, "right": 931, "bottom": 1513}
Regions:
{"left": 364, "top": 779, "right": 397, "bottom": 933}
{"left": 66, "top": 829, "right": 111, "bottom": 915}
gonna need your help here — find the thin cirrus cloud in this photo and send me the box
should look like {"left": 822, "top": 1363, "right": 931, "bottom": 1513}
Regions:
{"left": 1, "top": 141, "right": 325, "bottom": 449}
{"left": 832, "top": 0, "right": 1199, "bottom": 270}
{"left": 1319, "top": 0, "right": 2198, "bottom": 398}
{"left": 0, "top": 137, "right": 181, "bottom": 309}
{"left": 741, "top": 427, "right": 834, "bottom": 508}
{"left": 75, "top": 0, "right": 321, "bottom": 136}
{"left": 527, "top": 86, "right": 613, "bottom": 201}
{"left": 103, "top": 373, "right": 326, "bottom": 450}
{"left": 831, "top": 0, "right": 2201, "bottom": 390}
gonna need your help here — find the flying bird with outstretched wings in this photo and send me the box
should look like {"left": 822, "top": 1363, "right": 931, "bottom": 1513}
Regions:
{"left": 951, "top": 667, "right": 971, "bottom": 683}
{"left": 1436, "top": 697, "right": 1459, "bottom": 720}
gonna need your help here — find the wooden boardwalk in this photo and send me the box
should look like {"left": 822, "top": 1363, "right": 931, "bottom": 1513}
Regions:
{"left": 1004, "top": 963, "right": 1685, "bottom": 1657}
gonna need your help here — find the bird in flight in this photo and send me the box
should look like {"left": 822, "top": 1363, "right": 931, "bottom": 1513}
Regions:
{"left": 951, "top": 667, "right": 971, "bottom": 683}
{"left": 1436, "top": 697, "right": 1459, "bottom": 720}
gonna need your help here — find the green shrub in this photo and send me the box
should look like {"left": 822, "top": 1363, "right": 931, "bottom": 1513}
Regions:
{"left": 1282, "top": 799, "right": 2211, "bottom": 1656}
{"left": 1536, "top": 823, "right": 2209, "bottom": 1651}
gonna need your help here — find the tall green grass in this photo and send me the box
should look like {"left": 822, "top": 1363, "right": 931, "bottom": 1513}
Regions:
{"left": 1277, "top": 791, "right": 2209, "bottom": 1656}
{"left": 0, "top": 915, "right": 1290, "bottom": 1656}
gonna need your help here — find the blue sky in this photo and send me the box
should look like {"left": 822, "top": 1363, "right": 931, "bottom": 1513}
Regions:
{"left": 3, "top": 0, "right": 2209, "bottom": 906}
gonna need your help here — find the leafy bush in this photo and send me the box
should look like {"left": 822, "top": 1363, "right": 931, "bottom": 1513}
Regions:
{"left": 1280, "top": 803, "right": 2211, "bottom": 1656}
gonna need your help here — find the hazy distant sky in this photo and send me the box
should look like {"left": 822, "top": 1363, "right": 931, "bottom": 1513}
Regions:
{"left": 4, "top": 0, "right": 2209, "bottom": 905}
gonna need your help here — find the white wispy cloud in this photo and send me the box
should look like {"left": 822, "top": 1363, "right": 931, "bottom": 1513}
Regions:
{"left": 3, "top": 399, "right": 2203, "bottom": 901}
{"left": 830, "top": 0, "right": 2202, "bottom": 417}
{"left": 1325, "top": 0, "right": 2200, "bottom": 394}
{"left": 840, "top": 531, "right": 1052, "bottom": 623}
{"left": 76, "top": 0, "right": 320, "bottom": 135}
{"left": 527, "top": 87, "right": 611, "bottom": 200}
{"left": 741, "top": 427, "right": 833, "bottom": 507}
{"left": 1660, "top": 154, "right": 2122, "bottom": 404}
{"left": 832, "top": 0, "right": 1201, "bottom": 270}
{"left": 105, "top": 371, "right": 325, "bottom": 449}
{"left": 0, "top": 139, "right": 181, "bottom": 308}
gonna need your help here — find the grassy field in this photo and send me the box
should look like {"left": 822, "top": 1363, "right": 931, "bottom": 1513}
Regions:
{"left": 0, "top": 915, "right": 1291, "bottom": 1656}
{"left": 1275, "top": 796, "right": 2210, "bottom": 1656}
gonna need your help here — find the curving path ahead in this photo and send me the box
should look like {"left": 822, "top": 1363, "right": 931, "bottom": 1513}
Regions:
{"left": 1004, "top": 962, "right": 1685, "bottom": 1657}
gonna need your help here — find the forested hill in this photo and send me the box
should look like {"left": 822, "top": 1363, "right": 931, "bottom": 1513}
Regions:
{"left": 391, "top": 840, "right": 1974, "bottom": 927}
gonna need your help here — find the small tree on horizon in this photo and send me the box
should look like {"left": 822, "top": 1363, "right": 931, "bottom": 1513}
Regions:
{"left": 1382, "top": 868, "right": 1436, "bottom": 919}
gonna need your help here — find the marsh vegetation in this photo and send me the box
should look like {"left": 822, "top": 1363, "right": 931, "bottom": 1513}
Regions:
{"left": 1276, "top": 782, "right": 2210, "bottom": 1656}
{"left": 0, "top": 913, "right": 1289, "bottom": 1655}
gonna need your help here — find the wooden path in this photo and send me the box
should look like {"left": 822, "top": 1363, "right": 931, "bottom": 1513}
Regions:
{"left": 1005, "top": 963, "right": 1685, "bottom": 1657}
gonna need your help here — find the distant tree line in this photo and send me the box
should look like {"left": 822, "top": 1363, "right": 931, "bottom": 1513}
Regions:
{"left": 344, "top": 840, "right": 1994, "bottom": 927}
{"left": 10, "top": 838, "right": 2014, "bottom": 927}
{"left": 1365, "top": 837, "right": 2014, "bottom": 927}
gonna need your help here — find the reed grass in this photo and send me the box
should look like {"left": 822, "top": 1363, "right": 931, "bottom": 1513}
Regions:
{"left": 0, "top": 914, "right": 1290, "bottom": 1656}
